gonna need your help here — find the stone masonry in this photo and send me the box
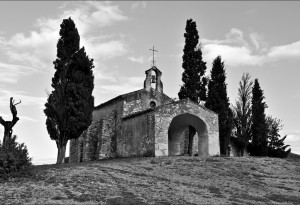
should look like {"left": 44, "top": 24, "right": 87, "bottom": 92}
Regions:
{"left": 69, "top": 66, "right": 219, "bottom": 162}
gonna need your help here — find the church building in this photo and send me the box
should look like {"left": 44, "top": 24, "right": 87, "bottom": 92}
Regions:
{"left": 69, "top": 65, "right": 219, "bottom": 163}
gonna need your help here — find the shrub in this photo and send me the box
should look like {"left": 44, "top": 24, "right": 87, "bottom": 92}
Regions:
{"left": 0, "top": 135, "right": 32, "bottom": 179}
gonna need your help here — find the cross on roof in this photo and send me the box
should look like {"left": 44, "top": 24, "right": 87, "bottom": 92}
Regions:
{"left": 149, "top": 46, "right": 158, "bottom": 67}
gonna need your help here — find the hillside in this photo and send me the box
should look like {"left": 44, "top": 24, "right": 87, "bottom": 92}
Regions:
{"left": 1, "top": 156, "right": 300, "bottom": 204}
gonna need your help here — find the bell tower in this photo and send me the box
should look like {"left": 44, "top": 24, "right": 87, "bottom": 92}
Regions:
{"left": 144, "top": 66, "right": 163, "bottom": 93}
{"left": 144, "top": 46, "right": 163, "bottom": 93}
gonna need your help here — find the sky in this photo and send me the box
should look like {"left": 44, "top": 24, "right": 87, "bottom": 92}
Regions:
{"left": 0, "top": 1, "right": 299, "bottom": 164}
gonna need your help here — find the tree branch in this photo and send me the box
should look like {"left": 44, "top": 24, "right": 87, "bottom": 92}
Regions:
{"left": 0, "top": 116, "right": 7, "bottom": 127}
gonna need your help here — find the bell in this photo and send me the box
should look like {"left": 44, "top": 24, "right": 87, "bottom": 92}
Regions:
{"left": 151, "top": 75, "right": 156, "bottom": 83}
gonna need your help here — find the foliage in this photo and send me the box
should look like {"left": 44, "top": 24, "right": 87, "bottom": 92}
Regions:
{"left": 249, "top": 79, "right": 268, "bottom": 156}
{"left": 232, "top": 73, "right": 253, "bottom": 156}
{"left": 205, "top": 56, "right": 233, "bottom": 156}
{"left": 266, "top": 116, "right": 291, "bottom": 158}
{"left": 0, "top": 136, "right": 32, "bottom": 179}
{"left": 178, "top": 18, "right": 207, "bottom": 103}
{"left": 44, "top": 17, "right": 94, "bottom": 164}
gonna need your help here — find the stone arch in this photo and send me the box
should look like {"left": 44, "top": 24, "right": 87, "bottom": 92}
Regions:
{"left": 168, "top": 113, "right": 208, "bottom": 158}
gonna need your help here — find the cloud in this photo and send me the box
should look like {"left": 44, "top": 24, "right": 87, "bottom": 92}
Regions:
{"left": 128, "top": 56, "right": 145, "bottom": 64}
{"left": 131, "top": 1, "right": 147, "bottom": 10}
{"left": 98, "top": 76, "right": 144, "bottom": 96}
{"left": 203, "top": 44, "right": 264, "bottom": 67}
{"left": 249, "top": 32, "right": 264, "bottom": 50}
{"left": 0, "top": 62, "right": 38, "bottom": 84}
{"left": 201, "top": 28, "right": 300, "bottom": 67}
{"left": 86, "top": 40, "right": 128, "bottom": 60}
{"left": 19, "top": 115, "right": 38, "bottom": 122}
{"left": 202, "top": 28, "right": 247, "bottom": 46}
{"left": 246, "top": 9, "right": 258, "bottom": 16}
{"left": 0, "top": 90, "right": 46, "bottom": 108}
{"left": 93, "top": 63, "right": 118, "bottom": 82}
{"left": 0, "top": 1, "right": 129, "bottom": 74}
{"left": 58, "top": 1, "right": 128, "bottom": 35}
{"left": 267, "top": 41, "right": 300, "bottom": 60}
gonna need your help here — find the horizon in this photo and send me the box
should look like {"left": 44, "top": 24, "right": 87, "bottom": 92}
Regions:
{"left": 0, "top": 1, "right": 299, "bottom": 164}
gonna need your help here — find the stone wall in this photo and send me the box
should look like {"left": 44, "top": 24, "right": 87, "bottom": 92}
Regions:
{"left": 69, "top": 134, "right": 86, "bottom": 163}
{"left": 154, "top": 98, "right": 219, "bottom": 158}
{"left": 99, "top": 111, "right": 117, "bottom": 159}
{"left": 123, "top": 99, "right": 143, "bottom": 116}
{"left": 69, "top": 111, "right": 117, "bottom": 163}
{"left": 83, "top": 121, "right": 102, "bottom": 161}
{"left": 177, "top": 128, "right": 199, "bottom": 156}
{"left": 122, "top": 89, "right": 173, "bottom": 117}
{"left": 93, "top": 99, "right": 123, "bottom": 121}
{"left": 69, "top": 138, "right": 79, "bottom": 163}
{"left": 117, "top": 113, "right": 155, "bottom": 157}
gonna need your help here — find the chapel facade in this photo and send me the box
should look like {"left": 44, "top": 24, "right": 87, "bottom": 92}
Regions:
{"left": 69, "top": 66, "right": 219, "bottom": 163}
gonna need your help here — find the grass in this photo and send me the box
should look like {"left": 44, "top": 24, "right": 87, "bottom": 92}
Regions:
{"left": 0, "top": 156, "right": 300, "bottom": 204}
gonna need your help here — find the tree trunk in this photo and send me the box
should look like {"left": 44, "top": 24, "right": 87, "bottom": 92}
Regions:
{"left": 56, "top": 142, "right": 67, "bottom": 164}
{"left": 1, "top": 97, "right": 20, "bottom": 147}
{"left": 3, "top": 129, "right": 12, "bottom": 146}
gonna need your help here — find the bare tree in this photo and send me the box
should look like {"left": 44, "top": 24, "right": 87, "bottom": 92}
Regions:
{"left": 0, "top": 97, "right": 21, "bottom": 146}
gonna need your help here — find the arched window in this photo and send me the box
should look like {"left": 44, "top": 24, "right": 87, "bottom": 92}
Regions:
{"left": 150, "top": 101, "right": 156, "bottom": 109}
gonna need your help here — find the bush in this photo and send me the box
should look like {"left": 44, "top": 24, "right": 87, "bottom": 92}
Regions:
{"left": 0, "top": 135, "right": 32, "bottom": 179}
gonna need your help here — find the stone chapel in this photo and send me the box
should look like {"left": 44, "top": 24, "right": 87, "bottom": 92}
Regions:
{"left": 69, "top": 65, "right": 219, "bottom": 163}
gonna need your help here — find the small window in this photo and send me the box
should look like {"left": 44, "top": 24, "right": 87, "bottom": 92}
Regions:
{"left": 150, "top": 101, "right": 156, "bottom": 109}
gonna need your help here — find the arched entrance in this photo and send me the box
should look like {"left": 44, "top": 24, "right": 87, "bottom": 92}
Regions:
{"left": 168, "top": 113, "right": 208, "bottom": 158}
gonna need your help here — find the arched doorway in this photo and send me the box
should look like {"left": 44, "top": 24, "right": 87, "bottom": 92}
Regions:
{"left": 168, "top": 113, "right": 208, "bottom": 158}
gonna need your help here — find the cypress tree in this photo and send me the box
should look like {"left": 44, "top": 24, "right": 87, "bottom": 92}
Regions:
{"left": 205, "top": 56, "right": 233, "bottom": 156}
{"left": 178, "top": 18, "right": 207, "bottom": 103}
{"left": 178, "top": 19, "right": 207, "bottom": 156}
{"left": 249, "top": 79, "right": 268, "bottom": 156}
{"left": 44, "top": 17, "right": 94, "bottom": 164}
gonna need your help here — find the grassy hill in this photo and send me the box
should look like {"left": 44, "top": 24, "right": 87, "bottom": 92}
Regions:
{"left": 1, "top": 156, "right": 300, "bottom": 204}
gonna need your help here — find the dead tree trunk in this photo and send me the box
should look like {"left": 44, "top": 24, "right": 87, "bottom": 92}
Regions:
{"left": 0, "top": 97, "right": 21, "bottom": 146}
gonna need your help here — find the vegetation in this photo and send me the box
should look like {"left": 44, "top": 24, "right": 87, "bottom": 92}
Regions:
{"left": 232, "top": 73, "right": 253, "bottom": 156}
{"left": 178, "top": 18, "right": 207, "bottom": 103}
{"left": 205, "top": 56, "right": 233, "bottom": 156}
{"left": 266, "top": 116, "right": 291, "bottom": 158}
{"left": 249, "top": 79, "right": 268, "bottom": 156}
{"left": 1, "top": 157, "right": 300, "bottom": 204}
{"left": 44, "top": 17, "right": 94, "bottom": 164}
{"left": 0, "top": 135, "right": 32, "bottom": 179}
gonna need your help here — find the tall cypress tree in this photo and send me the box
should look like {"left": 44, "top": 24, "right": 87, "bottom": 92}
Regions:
{"left": 249, "top": 79, "right": 268, "bottom": 156}
{"left": 178, "top": 19, "right": 207, "bottom": 156}
{"left": 205, "top": 56, "right": 233, "bottom": 156}
{"left": 178, "top": 18, "right": 207, "bottom": 103}
{"left": 44, "top": 17, "right": 94, "bottom": 164}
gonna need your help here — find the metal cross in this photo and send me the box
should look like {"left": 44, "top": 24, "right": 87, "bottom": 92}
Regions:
{"left": 149, "top": 46, "right": 158, "bottom": 67}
